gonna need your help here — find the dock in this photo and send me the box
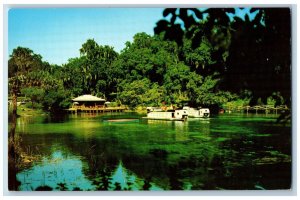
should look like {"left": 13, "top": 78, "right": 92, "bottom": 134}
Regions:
{"left": 223, "top": 105, "right": 290, "bottom": 114}
{"left": 66, "top": 106, "right": 126, "bottom": 114}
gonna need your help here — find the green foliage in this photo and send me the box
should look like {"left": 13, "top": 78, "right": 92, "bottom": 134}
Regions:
{"left": 60, "top": 57, "right": 85, "bottom": 97}
{"left": 9, "top": 33, "right": 237, "bottom": 112}
{"left": 155, "top": 8, "right": 291, "bottom": 107}
{"left": 9, "top": 47, "right": 44, "bottom": 94}
{"left": 186, "top": 74, "right": 238, "bottom": 106}
{"left": 8, "top": 47, "right": 43, "bottom": 77}
{"left": 182, "top": 35, "right": 217, "bottom": 75}
{"left": 223, "top": 98, "right": 250, "bottom": 110}
{"left": 79, "top": 39, "right": 119, "bottom": 97}
{"left": 8, "top": 47, "right": 48, "bottom": 114}
{"left": 119, "top": 79, "right": 164, "bottom": 108}
{"left": 115, "top": 32, "right": 235, "bottom": 108}
{"left": 24, "top": 102, "right": 43, "bottom": 110}
{"left": 20, "top": 87, "right": 45, "bottom": 109}
{"left": 117, "top": 33, "right": 179, "bottom": 84}
{"left": 42, "top": 88, "right": 71, "bottom": 112}
{"left": 10, "top": 8, "right": 290, "bottom": 112}
{"left": 107, "top": 102, "right": 119, "bottom": 107}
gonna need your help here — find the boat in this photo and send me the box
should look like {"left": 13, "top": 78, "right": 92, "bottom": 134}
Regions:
{"left": 146, "top": 107, "right": 162, "bottom": 112}
{"left": 182, "top": 106, "right": 210, "bottom": 118}
{"left": 143, "top": 109, "right": 188, "bottom": 121}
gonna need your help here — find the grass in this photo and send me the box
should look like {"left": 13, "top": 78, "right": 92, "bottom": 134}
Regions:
{"left": 9, "top": 134, "right": 42, "bottom": 169}
{"left": 9, "top": 104, "right": 48, "bottom": 117}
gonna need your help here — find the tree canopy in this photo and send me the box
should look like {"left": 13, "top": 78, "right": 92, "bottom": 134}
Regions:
{"left": 8, "top": 8, "right": 291, "bottom": 113}
{"left": 154, "top": 8, "right": 291, "bottom": 106}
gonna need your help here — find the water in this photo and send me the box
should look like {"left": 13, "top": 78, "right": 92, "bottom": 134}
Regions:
{"left": 11, "top": 112, "right": 291, "bottom": 191}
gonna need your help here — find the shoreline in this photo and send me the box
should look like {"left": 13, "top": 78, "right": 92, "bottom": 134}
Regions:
{"left": 8, "top": 105, "right": 49, "bottom": 118}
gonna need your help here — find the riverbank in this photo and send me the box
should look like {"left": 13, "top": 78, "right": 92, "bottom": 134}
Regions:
{"left": 128, "top": 106, "right": 147, "bottom": 114}
{"left": 9, "top": 104, "right": 48, "bottom": 118}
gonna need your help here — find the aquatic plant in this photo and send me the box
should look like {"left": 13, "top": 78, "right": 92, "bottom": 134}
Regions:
{"left": 35, "top": 185, "right": 53, "bottom": 191}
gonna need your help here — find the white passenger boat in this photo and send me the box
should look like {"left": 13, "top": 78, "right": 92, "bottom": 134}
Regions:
{"left": 143, "top": 109, "right": 188, "bottom": 121}
{"left": 183, "top": 106, "right": 210, "bottom": 118}
{"left": 146, "top": 107, "right": 162, "bottom": 112}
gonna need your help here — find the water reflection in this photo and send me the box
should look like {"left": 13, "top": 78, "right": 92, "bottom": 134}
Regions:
{"left": 17, "top": 151, "right": 94, "bottom": 191}
{"left": 145, "top": 120, "right": 190, "bottom": 142}
{"left": 110, "top": 162, "right": 162, "bottom": 190}
{"left": 8, "top": 112, "right": 19, "bottom": 190}
{"left": 16, "top": 149, "right": 163, "bottom": 191}
{"left": 13, "top": 113, "right": 291, "bottom": 190}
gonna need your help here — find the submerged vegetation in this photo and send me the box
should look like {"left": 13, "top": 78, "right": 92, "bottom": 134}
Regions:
{"left": 13, "top": 113, "right": 292, "bottom": 190}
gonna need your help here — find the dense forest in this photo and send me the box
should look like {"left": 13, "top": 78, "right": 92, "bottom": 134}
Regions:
{"left": 8, "top": 8, "right": 291, "bottom": 114}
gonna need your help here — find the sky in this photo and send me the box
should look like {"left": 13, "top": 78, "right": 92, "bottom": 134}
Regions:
{"left": 8, "top": 8, "right": 165, "bottom": 65}
{"left": 8, "top": 7, "right": 256, "bottom": 65}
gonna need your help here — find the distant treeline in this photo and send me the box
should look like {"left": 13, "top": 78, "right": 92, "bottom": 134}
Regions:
{"left": 8, "top": 8, "right": 291, "bottom": 113}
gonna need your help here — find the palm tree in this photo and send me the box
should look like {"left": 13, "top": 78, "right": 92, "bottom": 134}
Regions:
{"left": 9, "top": 47, "right": 43, "bottom": 115}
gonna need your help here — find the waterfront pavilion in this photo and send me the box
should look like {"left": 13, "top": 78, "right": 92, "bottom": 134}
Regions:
{"left": 72, "top": 94, "right": 106, "bottom": 108}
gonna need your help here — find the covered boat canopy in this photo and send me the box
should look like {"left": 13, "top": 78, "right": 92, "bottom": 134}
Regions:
{"left": 72, "top": 95, "right": 105, "bottom": 102}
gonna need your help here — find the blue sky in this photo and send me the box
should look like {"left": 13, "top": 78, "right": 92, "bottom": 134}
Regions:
{"left": 8, "top": 8, "right": 256, "bottom": 65}
{"left": 8, "top": 8, "right": 165, "bottom": 65}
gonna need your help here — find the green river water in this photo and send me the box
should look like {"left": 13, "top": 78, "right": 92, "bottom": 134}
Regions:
{"left": 11, "top": 112, "right": 291, "bottom": 191}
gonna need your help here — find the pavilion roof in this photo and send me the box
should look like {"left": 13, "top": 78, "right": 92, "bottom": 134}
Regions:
{"left": 72, "top": 94, "right": 106, "bottom": 102}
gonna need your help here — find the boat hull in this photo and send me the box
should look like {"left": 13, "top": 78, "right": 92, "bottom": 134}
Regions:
{"left": 142, "top": 117, "right": 186, "bottom": 121}
{"left": 188, "top": 113, "right": 210, "bottom": 118}
{"left": 183, "top": 107, "right": 210, "bottom": 118}
{"left": 144, "top": 110, "right": 188, "bottom": 121}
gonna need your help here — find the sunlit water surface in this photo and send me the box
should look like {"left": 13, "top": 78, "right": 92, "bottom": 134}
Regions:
{"left": 13, "top": 112, "right": 291, "bottom": 191}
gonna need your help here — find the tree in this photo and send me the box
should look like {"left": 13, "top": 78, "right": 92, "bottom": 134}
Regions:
{"left": 8, "top": 47, "right": 44, "bottom": 115}
{"left": 116, "top": 33, "right": 179, "bottom": 85}
{"left": 79, "top": 39, "right": 119, "bottom": 97}
{"left": 61, "top": 57, "right": 85, "bottom": 97}
{"left": 42, "top": 87, "right": 71, "bottom": 112}
{"left": 154, "top": 8, "right": 291, "bottom": 107}
{"left": 183, "top": 36, "right": 216, "bottom": 76}
{"left": 20, "top": 87, "right": 45, "bottom": 108}
{"left": 8, "top": 46, "right": 71, "bottom": 113}
{"left": 118, "top": 78, "right": 164, "bottom": 108}
{"left": 163, "top": 62, "right": 191, "bottom": 104}
{"left": 116, "top": 32, "right": 232, "bottom": 108}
